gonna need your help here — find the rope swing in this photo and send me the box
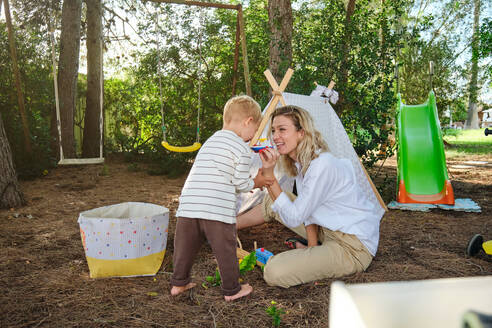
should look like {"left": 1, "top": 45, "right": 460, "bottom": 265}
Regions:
{"left": 156, "top": 11, "right": 203, "bottom": 153}
{"left": 49, "top": 8, "right": 104, "bottom": 165}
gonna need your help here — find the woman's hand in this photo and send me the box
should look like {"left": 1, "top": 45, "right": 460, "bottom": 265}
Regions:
{"left": 259, "top": 147, "right": 279, "bottom": 177}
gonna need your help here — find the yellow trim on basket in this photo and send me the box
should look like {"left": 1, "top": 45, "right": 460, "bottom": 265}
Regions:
{"left": 86, "top": 250, "right": 166, "bottom": 278}
{"left": 162, "top": 141, "right": 201, "bottom": 153}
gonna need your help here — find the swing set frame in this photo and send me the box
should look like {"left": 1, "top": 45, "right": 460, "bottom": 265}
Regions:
{"left": 149, "top": 0, "right": 252, "bottom": 152}
{"left": 149, "top": 0, "right": 251, "bottom": 97}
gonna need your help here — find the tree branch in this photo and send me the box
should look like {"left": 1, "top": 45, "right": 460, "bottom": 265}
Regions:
{"left": 102, "top": 4, "right": 147, "bottom": 44}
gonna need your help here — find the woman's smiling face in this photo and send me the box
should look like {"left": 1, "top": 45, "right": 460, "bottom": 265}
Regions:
{"left": 271, "top": 115, "right": 304, "bottom": 160}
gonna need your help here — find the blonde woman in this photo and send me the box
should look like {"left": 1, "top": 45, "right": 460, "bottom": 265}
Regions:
{"left": 238, "top": 105, "right": 383, "bottom": 288}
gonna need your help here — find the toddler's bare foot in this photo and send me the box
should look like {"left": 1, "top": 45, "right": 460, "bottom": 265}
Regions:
{"left": 224, "top": 284, "right": 253, "bottom": 301}
{"left": 170, "top": 282, "right": 196, "bottom": 296}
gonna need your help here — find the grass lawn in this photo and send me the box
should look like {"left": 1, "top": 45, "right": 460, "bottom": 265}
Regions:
{"left": 443, "top": 128, "right": 492, "bottom": 157}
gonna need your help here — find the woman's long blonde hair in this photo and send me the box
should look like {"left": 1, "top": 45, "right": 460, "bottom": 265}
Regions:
{"left": 269, "top": 105, "right": 329, "bottom": 177}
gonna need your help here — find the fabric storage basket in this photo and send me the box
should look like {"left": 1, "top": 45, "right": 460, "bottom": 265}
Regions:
{"left": 78, "top": 202, "right": 169, "bottom": 278}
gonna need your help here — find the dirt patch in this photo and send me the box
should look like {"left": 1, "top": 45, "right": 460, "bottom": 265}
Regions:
{"left": 1, "top": 154, "right": 491, "bottom": 327}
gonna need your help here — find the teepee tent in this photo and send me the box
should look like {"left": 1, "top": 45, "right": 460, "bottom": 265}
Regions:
{"left": 238, "top": 69, "right": 386, "bottom": 216}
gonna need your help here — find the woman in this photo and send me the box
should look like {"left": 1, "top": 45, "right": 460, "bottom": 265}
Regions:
{"left": 239, "top": 105, "right": 383, "bottom": 288}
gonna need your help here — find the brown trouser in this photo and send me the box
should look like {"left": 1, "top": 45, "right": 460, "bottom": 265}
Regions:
{"left": 261, "top": 192, "right": 373, "bottom": 288}
{"left": 171, "top": 217, "right": 241, "bottom": 296}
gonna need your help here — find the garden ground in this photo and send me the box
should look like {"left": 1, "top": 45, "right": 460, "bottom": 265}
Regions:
{"left": 1, "top": 151, "right": 491, "bottom": 327}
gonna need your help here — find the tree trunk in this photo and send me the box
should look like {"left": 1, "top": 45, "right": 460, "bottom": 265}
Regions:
{"left": 336, "top": 0, "right": 357, "bottom": 115}
{"left": 82, "top": 0, "right": 103, "bottom": 158}
{"left": 465, "top": 0, "right": 480, "bottom": 129}
{"left": 267, "top": 0, "right": 293, "bottom": 83}
{"left": 57, "top": 0, "right": 82, "bottom": 158}
{"left": 0, "top": 112, "right": 25, "bottom": 209}
{"left": 3, "top": 0, "right": 32, "bottom": 155}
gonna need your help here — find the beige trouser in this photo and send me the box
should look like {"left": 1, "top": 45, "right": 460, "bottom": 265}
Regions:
{"left": 261, "top": 192, "right": 373, "bottom": 288}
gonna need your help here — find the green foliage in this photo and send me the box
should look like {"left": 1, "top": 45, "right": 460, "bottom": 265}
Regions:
{"left": 442, "top": 128, "right": 461, "bottom": 138}
{"left": 100, "top": 164, "right": 109, "bottom": 176}
{"left": 395, "top": 0, "right": 483, "bottom": 127}
{"left": 479, "top": 18, "right": 491, "bottom": 59}
{"left": 443, "top": 128, "right": 492, "bottom": 156}
{"left": 0, "top": 22, "right": 56, "bottom": 179}
{"left": 239, "top": 251, "right": 257, "bottom": 275}
{"left": 204, "top": 252, "right": 257, "bottom": 288}
{"left": 5, "top": 0, "right": 487, "bottom": 180}
{"left": 126, "top": 163, "right": 139, "bottom": 172}
{"left": 266, "top": 301, "right": 286, "bottom": 327}
{"left": 146, "top": 152, "right": 192, "bottom": 178}
{"left": 439, "top": 96, "right": 468, "bottom": 127}
{"left": 292, "top": 0, "right": 404, "bottom": 165}
{"left": 205, "top": 269, "right": 222, "bottom": 287}
{"left": 479, "top": 18, "right": 491, "bottom": 80}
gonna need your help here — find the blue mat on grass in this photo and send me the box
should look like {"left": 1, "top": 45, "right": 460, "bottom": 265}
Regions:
{"left": 387, "top": 198, "right": 481, "bottom": 213}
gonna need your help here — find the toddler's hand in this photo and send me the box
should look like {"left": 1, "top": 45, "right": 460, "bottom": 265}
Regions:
{"left": 253, "top": 168, "right": 276, "bottom": 189}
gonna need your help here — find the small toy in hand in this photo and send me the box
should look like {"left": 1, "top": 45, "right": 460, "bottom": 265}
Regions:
{"left": 255, "top": 248, "right": 274, "bottom": 265}
{"left": 251, "top": 145, "right": 273, "bottom": 153}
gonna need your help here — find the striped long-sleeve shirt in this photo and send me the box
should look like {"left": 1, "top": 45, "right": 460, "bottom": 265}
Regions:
{"left": 176, "top": 129, "right": 255, "bottom": 224}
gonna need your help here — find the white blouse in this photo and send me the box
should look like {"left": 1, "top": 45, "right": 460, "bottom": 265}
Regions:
{"left": 271, "top": 152, "right": 383, "bottom": 256}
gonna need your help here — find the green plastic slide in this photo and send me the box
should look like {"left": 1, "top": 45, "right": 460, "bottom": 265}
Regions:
{"left": 396, "top": 91, "right": 454, "bottom": 204}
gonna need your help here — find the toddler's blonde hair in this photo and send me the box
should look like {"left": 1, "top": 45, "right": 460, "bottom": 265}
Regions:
{"left": 223, "top": 95, "right": 262, "bottom": 124}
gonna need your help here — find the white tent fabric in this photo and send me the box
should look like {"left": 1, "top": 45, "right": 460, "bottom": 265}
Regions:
{"left": 310, "top": 84, "right": 339, "bottom": 104}
{"left": 237, "top": 92, "right": 385, "bottom": 216}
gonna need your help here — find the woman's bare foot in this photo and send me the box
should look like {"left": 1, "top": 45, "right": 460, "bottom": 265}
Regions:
{"left": 285, "top": 237, "right": 308, "bottom": 249}
{"left": 224, "top": 284, "right": 253, "bottom": 301}
{"left": 295, "top": 241, "right": 308, "bottom": 249}
{"left": 170, "top": 282, "right": 196, "bottom": 296}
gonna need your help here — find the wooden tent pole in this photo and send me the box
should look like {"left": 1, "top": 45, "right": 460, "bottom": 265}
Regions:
{"left": 361, "top": 162, "right": 388, "bottom": 211}
{"left": 264, "top": 70, "right": 287, "bottom": 106}
{"left": 249, "top": 68, "right": 293, "bottom": 146}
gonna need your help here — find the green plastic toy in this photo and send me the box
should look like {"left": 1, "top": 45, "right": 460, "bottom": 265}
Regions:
{"left": 396, "top": 91, "right": 454, "bottom": 205}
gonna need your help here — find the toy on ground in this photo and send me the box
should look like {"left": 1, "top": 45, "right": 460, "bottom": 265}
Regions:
{"left": 466, "top": 234, "right": 492, "bottom": 256}
{"left": 255, "top": 247, "right": 274, "bottom": 265}
{"left": 236, "top": 238, "right": 273, "bottom": 267}
{"left": 485, "top": 128, "right": 491, "bottom": 136}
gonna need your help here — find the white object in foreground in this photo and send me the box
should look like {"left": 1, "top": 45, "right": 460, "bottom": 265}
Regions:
{"left": 330, "top": 276, "right": 492, "bottom": 328}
